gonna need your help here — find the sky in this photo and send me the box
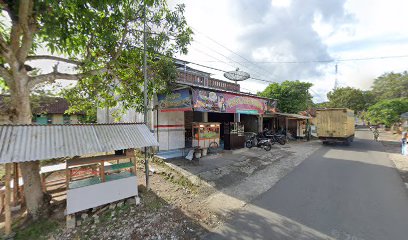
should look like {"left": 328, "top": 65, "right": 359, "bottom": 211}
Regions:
{"left": 169, "top": 0, "right": 408, "bottom": 102}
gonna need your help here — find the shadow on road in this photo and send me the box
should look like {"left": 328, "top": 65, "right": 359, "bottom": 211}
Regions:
{"left": 203, "top": 129, "right": 408, "bottom": 240}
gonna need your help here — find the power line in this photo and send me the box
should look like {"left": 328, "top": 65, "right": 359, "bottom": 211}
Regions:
{"left": 199, "top": 54, "right": 408, "bottom": 64}
{"left": 192, "top": 39, "right": 270, "bottom": 80}
{"left": 180, "top": 58, "right": 328, "bottom": 100}
{"left": 182, "top": 59, "right": 275, "bottom": 83}
{"left": 192, "top": 27, "right": 276, "bottom": 79}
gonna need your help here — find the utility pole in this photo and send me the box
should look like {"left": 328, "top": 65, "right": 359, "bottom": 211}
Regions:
{"left": 143, "top": 1, "right": 150, "bottom": 190}
{"left": 334, "top": 63, "right": 338, "bottom": 90}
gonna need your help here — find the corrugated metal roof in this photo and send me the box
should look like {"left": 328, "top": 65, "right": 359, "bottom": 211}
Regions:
{"left": 274, "top": 113, "right": 312, "bottom": 119}
{"left": 0, "top": 123, "right": 158, "bottom": 163}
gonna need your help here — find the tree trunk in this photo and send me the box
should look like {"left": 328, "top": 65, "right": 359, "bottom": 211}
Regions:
{"left": 10, "top": 73, "right": 49, "bottom": 220}
{"left": 19, "top": 161, "right": 49, "bottom": 219}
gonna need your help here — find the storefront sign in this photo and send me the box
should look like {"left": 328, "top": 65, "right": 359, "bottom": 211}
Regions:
{"left": 264, "top": 100, "right": 278, "bottom": 114}
{"left": 192, "top": 88, "right": 276, "bottom": 114}
{"left": 158, "top": 89, "right": 192, "bottom": 112}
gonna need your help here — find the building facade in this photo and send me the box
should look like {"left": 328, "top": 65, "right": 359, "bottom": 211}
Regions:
{"left": 0, "top": 95, "right": 83, "bottom": 124}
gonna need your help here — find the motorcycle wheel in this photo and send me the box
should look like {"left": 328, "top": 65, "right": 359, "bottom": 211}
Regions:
{"left": 278, "top": 138, "right": 286, "bottom": 145}
{"left": 263, "top": 143, "right": 272, "bottom": 151}
{"left": 245, "top": 140, "right": 253, "bottom": 148}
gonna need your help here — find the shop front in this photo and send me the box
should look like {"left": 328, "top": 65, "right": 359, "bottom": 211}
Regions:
{"left": 156, "top": 87, "right": 277, "bottom": 152}
{"left": 262, "top": 112, "right": 312, "bottom": 139}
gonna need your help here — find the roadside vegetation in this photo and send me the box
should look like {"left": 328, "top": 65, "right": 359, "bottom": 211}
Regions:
{"left": 316, "top": 71, "right": 408, "bottom": 128}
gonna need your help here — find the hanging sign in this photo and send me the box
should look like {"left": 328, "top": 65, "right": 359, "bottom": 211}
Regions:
{"left": 192, "top": 88, "right": 276, "bottom": 114}
{"left": 158, "top": 89, "right": 192, "bottom": 112}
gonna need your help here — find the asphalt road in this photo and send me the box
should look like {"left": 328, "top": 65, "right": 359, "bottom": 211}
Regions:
{"left": 206, "top": 129, "right": 408, "bottom": 240}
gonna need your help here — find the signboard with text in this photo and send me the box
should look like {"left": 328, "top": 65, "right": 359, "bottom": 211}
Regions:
{"left": 158, "top": 89, "right": 192, "bottom": 112}
{"left": 192, "top": 88, "right": 277, "bottom": 114}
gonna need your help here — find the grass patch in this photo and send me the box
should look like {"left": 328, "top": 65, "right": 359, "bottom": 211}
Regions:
{"left": 159, "top": 171, "right": 197, "bottom": 193}
{"left": 13, "top": 219, "right": 60, "bottom": 240}
{"left": 139, "top": 187, "right": 166, "bottom": 211}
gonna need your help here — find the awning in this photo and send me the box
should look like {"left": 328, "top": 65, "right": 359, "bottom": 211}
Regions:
{"left": 0, "top": 123, "right": 158, "bottom": 163}
{"left": 272, "top": 113, "right": 312, "bottom": 120}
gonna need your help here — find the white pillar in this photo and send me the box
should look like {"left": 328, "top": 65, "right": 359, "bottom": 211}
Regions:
{"left": 234, "top": 113, "right": 240, "bottom": 122}
{"left": 203, "top": 112, "right": 208, "bottom": 122}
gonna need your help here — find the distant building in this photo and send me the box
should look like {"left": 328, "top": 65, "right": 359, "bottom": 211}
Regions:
{"left": 0, "top": 95, "right": 84, "bottom": 124}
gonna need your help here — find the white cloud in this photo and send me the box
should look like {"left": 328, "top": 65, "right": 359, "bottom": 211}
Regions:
{"left": 272, "top": 0, "right": 292, "bottom": 8}
{"left": 171, "top": 1, "right": 408, "bottom": 102}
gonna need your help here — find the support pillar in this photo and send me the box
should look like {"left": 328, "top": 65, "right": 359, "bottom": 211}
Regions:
{"left": 5, "top": 163, "right": 12, "bottom": 235}
{"left": 258, "top": 115, "right": 263, "bottom": 133}
{"left": 12, "top": 163, "right": 19, "bottom": 206}
{"left": 234, "top": 113, "right": 240, "bottom": 122}
{"left": 203, "top": 112, "right": 208, "bottom": 122}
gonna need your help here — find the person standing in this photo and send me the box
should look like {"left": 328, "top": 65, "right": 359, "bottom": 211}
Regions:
{"left": 402, "top": 132, "right": 407, "bottom": 156}
{"left": 373, "top": 126, "right": 379, "bottom": 141}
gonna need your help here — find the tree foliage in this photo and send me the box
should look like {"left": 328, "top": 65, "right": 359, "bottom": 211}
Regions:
{"left": 1, "top": 0, "right": 192, "bottom": 113}
{"left": 372, "top": 72, "right": 408, "bottom": 100}
{"left": 258, "top": 80, "right": 313, "bottom": 113}
{"left": 326, "top": 87, "right": 375, "bottom": 112}
{"left": 365, "top": 98, "right": 408, "bottom": 127}
{"left": 0, "top": 0, "right": 192, "bottom": 219}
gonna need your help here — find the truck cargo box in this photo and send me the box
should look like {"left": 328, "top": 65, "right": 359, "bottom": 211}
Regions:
{"left": 316, "top": 108, "right": 355, "bottom": 144}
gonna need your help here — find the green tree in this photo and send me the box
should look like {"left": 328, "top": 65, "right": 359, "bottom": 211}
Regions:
{"left": 259, "top": 80, "right": 313, "bottom": 113}
{"left": 326, "top": 87, "right": 376, "bottom": 112}
{"left": 372, "top": 72, "right": 408, "bottom": 100}
{"left": 365, "top": 98, "right": 408, "bottom": 127}
{"left": 0, "top": 0, "right": 192, "bottom": 219}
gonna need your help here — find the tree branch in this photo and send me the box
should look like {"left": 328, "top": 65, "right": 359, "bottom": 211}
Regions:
{"left": 27, "top": 55, "right": 83, "bottom": 65}
{"left": 0, "top": 65, "right": 12, "bottom": 84}
{"left": 113, "top": 20, "right": 129, "bottom": 61}
{"left": 16, "top": 0, "right": 36, "bottom": 62}
{"left": 0, "top": 34, "right": 9, "bottom": 56}
{"left": 28, "top": 66, "right": 109, "bottom": 89}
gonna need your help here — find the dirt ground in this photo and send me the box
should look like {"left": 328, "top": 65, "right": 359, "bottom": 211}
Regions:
{"left": 2, "top": 157, "right": 222, "bottom": 239}
{"left": 2, "top": 141, "right": 321, "bottom": 239}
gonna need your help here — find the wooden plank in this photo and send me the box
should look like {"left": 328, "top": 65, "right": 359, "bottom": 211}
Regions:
{"left": 133, "top": 157, "right": 137, "bottom": 176}
{"left": 100, "top": 161, "right": 105, "bottom": 182}
{"left": 66, "top": 164, "right": 70, "bottom": 191}
{"left": 40, "top": 173, "right": 46, "bottom": 192}
{"left": 12, "top": 163, "right": 18, "bottom": 206}
{"left": 67, "top": 154, "right": 128, "bottom": 168}
{"left": 5, "top": 163, "right": 12, "bottom": 235}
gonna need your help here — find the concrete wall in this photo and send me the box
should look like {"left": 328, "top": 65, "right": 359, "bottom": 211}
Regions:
{"left": 70, "top": 115, "right": 79, "bottom": 124}
{"left": 97, "top": 107, "right": 144, "bottom": 124}
{"left": 52, "top": 114, "right": 64, "bottom": 124}
{"left": 156, "top": 111, "right": 185, "bottom": 151}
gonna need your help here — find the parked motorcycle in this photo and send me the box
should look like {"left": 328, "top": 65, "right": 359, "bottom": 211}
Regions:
{"left": 245, "top": 133, "right": 272, "bottom": 151}
{"left": 263, "top": 130, "right": 287, "bottom": 145}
